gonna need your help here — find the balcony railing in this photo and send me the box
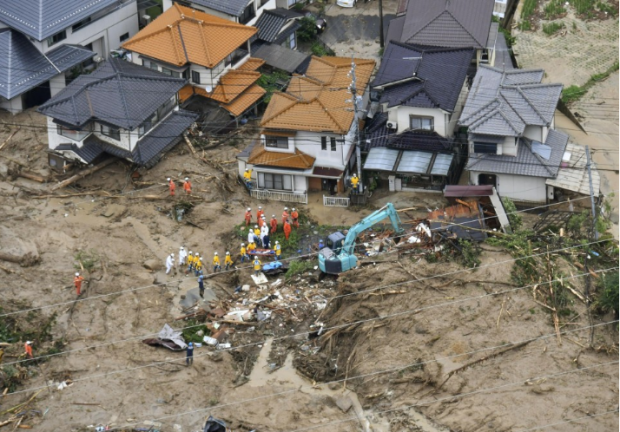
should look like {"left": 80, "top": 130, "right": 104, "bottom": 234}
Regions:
{"left": 323, "top": 195, "right": 350, "bottom": 207}
{"left": 251, "top": 189, "right": 308, "bottom": 204}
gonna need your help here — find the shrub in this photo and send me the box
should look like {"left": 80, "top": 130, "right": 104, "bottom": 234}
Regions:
{"left": 297, "top": 17, "right": 318, "bottom": 42}
{"left": 543, "top": 22, "right": 564, "bottom": 35}
{"left": 286, "top": 259, "right": 315, "bottom": 278}
{"left": 595, "top": 271, "right": 619, "bottom": 319}
{"left": 501, "top": 197, "right": 522, "bottom": 232}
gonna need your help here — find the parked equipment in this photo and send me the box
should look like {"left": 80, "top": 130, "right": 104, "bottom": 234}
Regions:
{"left": 318, "top": 203, "right": 403, "bottom": 274}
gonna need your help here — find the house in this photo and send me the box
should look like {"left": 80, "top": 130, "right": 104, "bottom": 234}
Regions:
{"left": 38, "top": 58, "right": 198, "bottom": 169}
{"left": 251, "top": 8, "right": 310, "bottom": 73}
{"left": 237, "top": 56, "right": 376, "bottom": 204}
{"left": 362, "top": 42, "right": 474, "bottom": 191}
{"left": 122, "top": 4, "right": 266, "bottom": 120}
{"left": 162, "top": 0, "right": 289, "bottom": 26}
{"left": 386, "top": 0, "right": 498, "bottom": 66}
{"left": 0, "top": 0, "right": 140, "bottom": 112}
{"left": 459, "top": 66, "right": 571, "bottom": 203}
{"left": 0, "top": 29, "right": 96, "bottom": 113}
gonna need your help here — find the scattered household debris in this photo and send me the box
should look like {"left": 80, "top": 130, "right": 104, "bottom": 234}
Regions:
{"left": 142, "top": 324, "right": 187, "bottom": 351}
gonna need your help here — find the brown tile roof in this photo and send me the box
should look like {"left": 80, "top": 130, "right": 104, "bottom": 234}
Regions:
{"left": 221, "top": 84, "right": 266, "bottom": 117}
{"left": 237, "top": 57, "right": 266, "bottom": 71}
{"left": 261, "top": 56, "right": 375, "bottom": 134}
{"left": 122, "top": 4, "right": 256, "bottom": 68}
{"left": 248, "top": 145, "right": 315, "bottom": 169}
{"left": 210, "top": 70, "right": 261, "bottom": 103}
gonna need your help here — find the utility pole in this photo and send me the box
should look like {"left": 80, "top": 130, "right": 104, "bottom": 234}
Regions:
{"left": 585, "top": 145, "right": 598, "bottom": 240}
{"left": 378, "top": 0, "right": 384, "bottom": 48}
{"left": 349, "top": 60, "right": 363, "bottom": 193}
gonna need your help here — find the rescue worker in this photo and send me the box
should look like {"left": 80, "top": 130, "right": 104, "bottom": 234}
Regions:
{"left": 283, "top": 219, "right": 292, "bottom": 240}
{"left": 179, "top": 246, "right": 187, "bottom": 266}
{"left": 212, "top": 252, "right": 221, "bottom": 273}
{"left": 258, "top": 214, "right": 264, "bottom": 228}
{"left": 274, "top": 241, "right": 281, "bottom": 261}
{"left": 282, "top": 207, "right": 289, "bottom": 225}
{"left": 261, "top": 224, "right": 270, "bottom": 250}
{"left": 24, "top": 341, "right": 33, "bottom": 359}
{"left": 247, "top": 242, "right": 256, "bottom": 254}
{"left": 186, "top": 251, "right": 194, "bottom": 273}
{"left": 240, "top": 243, "right": 248, "bottom": 263}
{"left": 243, "top": 168, "right": 252, "bottom": 187}
{"left": 198, "top": 275, "right": 205, "bottom": 298}
{"left": 259, "top": 214, "right": 267, "bottom": 230}
{"left": 253, "top": 225, "right": 261, "bottom": 247}
{"left": 270, "top": 215, "right": 278, "bottom": 234}
{"left": 247, "top": 226, "right": 255, "bottom": 245}
{"left": 245, "top": 207, "right": 252, "bottom": 226}
{"left": 253, "top": 257, "right": 262, "bottom": 276}
{"left": 168, "top": 177, "right": 176, "bottom": 196}
{"left": 257, "top": 206, "right": 264, "bottom": 221}
{"left": 165, "top": 253, "right": 175, "bottom": 275}
{"left": 74, "top": 272, "right": 85, "bottom": 296}
{"left": 224, "top": 252, "right": 234, "bottom": 270}
{"left": 194, "top": 253, "right": 203, "bottom": 276}
{"left": 186, "top": 342, "right": 194, "bottom": 366}
{"left": 291, "top": 208, "right": 299, "bottom": 228}
{"left": 183, "top": 177, "right": 192, "bottom": 195}
{"left": 351, "top": 173, "right": 359, "bottom": 194}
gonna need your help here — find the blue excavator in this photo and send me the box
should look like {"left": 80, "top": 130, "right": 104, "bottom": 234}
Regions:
{"left": 318, "top": 203, "right": 403, "bottom": 274}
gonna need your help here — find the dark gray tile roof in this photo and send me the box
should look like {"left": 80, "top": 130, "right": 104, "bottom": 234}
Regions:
{"left": 251, "top": 41, "right": 310, "bottom": 74}
{"left": 363, "top": 112, "right": 392, "bottom": 151}
{"left": 190, "top": 0, "right": 251, "bottom": 17}
{"left": 38, "top": 58, "right": 186, "bottom": 130}
{"left": 373, "top": 42, "right": 474, "bottom": 112}
{"left": 466, "top": 129, "right": 569, "bottom": 178}
{"left": 459, "top": 66, "right": 563, "bottom": 136}
{"left": 387, "top": 130, "right": 453, "bottom": 152}
{"left": 0, "top": 29, "right": 95, "bottom": 99}
{"left": 397, "top": 0, "right": 495, "bottom": 49}
{"left": 237, "top": 138, "right": 257, "bottom": 158}
{"left": 56, "top": 138, "right": 106, "bottom": 163}
{"left": 386, "top": 15, "right": 405, "bottom": 44}
{"left": 133, "top": 109, "right": 198, "bottom": 166}
{"left": 254, "top": 8, "right": 302, "bottom": 43}
{"left": 0, "top": 0, "right": 119, "bottom": 41}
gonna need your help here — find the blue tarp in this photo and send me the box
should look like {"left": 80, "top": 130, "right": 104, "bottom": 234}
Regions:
{"left": 263, "top": 261, "right": 283, "bottom": 271}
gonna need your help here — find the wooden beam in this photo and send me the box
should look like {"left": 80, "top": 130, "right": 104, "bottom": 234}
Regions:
{"left": 50, "top": 158, "right": 116, "bottom": 191}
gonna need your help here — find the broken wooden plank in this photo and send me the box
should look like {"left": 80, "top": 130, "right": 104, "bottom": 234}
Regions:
{"left": 50, "top": 158, "right": 116, "bottom": 191}
{"left": 0, "top": 128, "right": 20, "bottom": 152}
{"left": 18, "top": 170, "right": 48, "bottom": 183}
{"left": 183, "top": 133, "right": 198, "bottom": 158}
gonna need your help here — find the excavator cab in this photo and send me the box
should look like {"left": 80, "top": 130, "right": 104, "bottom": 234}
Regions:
{"left": 326, "top": 232, "right": 345, "bottom": 253}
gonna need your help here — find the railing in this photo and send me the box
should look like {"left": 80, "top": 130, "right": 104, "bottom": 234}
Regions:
{"left": 251, "top": 189, "right": 308, "bottom": 204}
{"left": 323, "top": 195, "right": 350, "bottom": 207}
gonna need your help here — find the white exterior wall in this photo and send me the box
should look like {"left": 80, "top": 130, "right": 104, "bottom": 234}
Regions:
{"left": 46, "top": 116, "right": 65, "bottom": 150}
{"left": 469, "top": 170, "right": 547, "bottom": 202}
{"left": 49, "top": 74, "right": 66, "bottom": 97}
{"left": 388, "top": 106, "right": 448, "bottom": 137}
{"left": 523, "top": 125, "right": 543, "bottom": 142}
{"left": 247, "top": 0, "right": 277, "bottom": 26}
{"left": 0, "top": 95, "right": 23, "bottom": 114}
{"left": 259, "top": 134, "right": 295, "bottom": 154}
{"left": 295, "top": 130, "right": 347, "bottom": 169}
{"left": 294, "top": 174, "right": 307, "bottom": 192}
{"left": 447, "top": 81, "right": 469, "bottom": 137}
{"left": 499, "top": 136, "right": 517, "bottom": 156}
{"left": 93, "top": 122, "right": 132, "bottom": 150}
{"left": 38, "top": 2, "right": 139, "bottom": 58}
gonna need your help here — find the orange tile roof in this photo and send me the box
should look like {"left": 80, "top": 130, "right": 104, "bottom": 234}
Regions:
{"left": 221, "top": 84, "right": 266, "bottom": 117}
{"left": 248, "top": 145, "right": 315, "bottom": 169}
{"left": 237, "top": 58, "right": 265, "bottom": 71}
{"left": 261, "top": 56, "right": 375, "bottom": 134}
{"left": 122, "top": 4, "right": 257, "bottom": 68}
{"left": 210, "top": 70, "right": 261, "bottom": 103}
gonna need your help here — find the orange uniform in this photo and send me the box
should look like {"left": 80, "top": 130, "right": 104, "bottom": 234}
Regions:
{"left": 270, "top": 217, "right": 277, "bottom": 234}
{"left": 74, "top": 275, "right": 84, "bottom": 296}
{"left": 257, "top": 209, "right": 264, "bottom": 221}
{"left": 245, "top": 210, "right": 252, "bottom": 226}
{"left": 283, "top": 220, "right": 292, "bottom": 240}
{"left": 168, "top": 179, "right": 176, "bottom": 196}
{"left": 24, "top": 342, "right": 33, "bottom": 358}
{"left": 282, "top": 210, "right": 289, "bottom": 225}
{"left": 258, "top": 217, "right": 264, "bottom": 228}
{"left": 183, "top": 179, "right": 192, "bottom": 195}
{"left": 291, "top": 210, "right": 299, "bottom": 228}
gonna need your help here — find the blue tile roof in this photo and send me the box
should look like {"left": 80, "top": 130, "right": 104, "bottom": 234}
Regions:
{"left": 0, "top": 29, "right": 95, "bottom": 99}
{"left": 190, "top": 0, "right": 252, "bottom": 18}
{"left": 0, "top": 0, "right": 120, "bottom": 41}
{"left": 38, "top": 58, "right": 187, "bottom": 130}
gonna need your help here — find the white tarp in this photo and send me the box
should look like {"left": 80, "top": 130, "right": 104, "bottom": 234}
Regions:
{"left": 158, "top": 323, "right": 187, "bottom": 349}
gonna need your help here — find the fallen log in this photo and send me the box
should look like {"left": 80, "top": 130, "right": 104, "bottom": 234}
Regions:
{"left": 18, "top": 171, "right": 48, "bottom": 183}
{"left": 0, "top": 128, "right": 20, "bottom": 152}
{"left": 50, "top": 158, "right": 116, "bottom": 191}
{"left": 183, "top": 133, "right": 198, "bottom": 157}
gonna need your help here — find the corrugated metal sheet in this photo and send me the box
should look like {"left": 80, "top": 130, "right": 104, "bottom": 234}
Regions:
{"left": 430, "top": 153, "right": 453, "bottom": 176}
{"left": 364, "top": 147, "right": 399, "bottom": 171}
{"left": 396, "top": 150, "right": 432, "bottom": 174}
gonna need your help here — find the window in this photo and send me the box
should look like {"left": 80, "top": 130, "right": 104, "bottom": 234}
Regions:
{"left": 149, "top": 62, "right": 159, "bottom": 71}
{"left": 72, "top": 17, "right": 92, "bottom": 32}
{"left": 138, "top": 113, "right": 158, "bottom": 137}
{"left": 258, "top": 173, "right": 292, "bottom": 190}
{"left": 239, "top": 3, "right": 256, "bottom": 24}
{"left": 321, "top": 136, "right": 327, "bottom": 150}
{"left": 120, "top": 32, "right": 130, "bottom": 42}
{"left": 100, "top": 124, "right": 121, "bottom": 141}
{"left": 409, "top": 116, "right": 433, "bottom": 131}
{"left": 161, "top": 68, "right": 172, "bottom": 76}
{"left": 265, "top": 136, "right": 289, "bottom": 149}
{"left": 191, "top": 70, "right": 201, "bottom": 84}
{"left": 330, "top": 137, "right": 337, "bottom": 151}
{"left": 47, "top": 30, "right": 67, "bottom": 47}
{"left": 57, "top": 124, "right": 91, "bottom": 141}
{"left": 142, "top": 59, "right": 150, "bottom": 68}
{"left": 289, "top": 33, "right": 297, "bottom": 49}
{"left": 473, "top": 142, "right": 498, "bottom": 154}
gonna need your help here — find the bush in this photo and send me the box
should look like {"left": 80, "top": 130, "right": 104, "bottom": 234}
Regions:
{"left": 543, "top": 22, "right": 564, "bottom": 35}
{"left": 298, "top": 17, "right": 318, "bottom": 42}
{"left": 311, "top": 42, "right": 332, "bottom": 57}
{"left": 74, "top": 249, "right": 100, "bottom": 272}
{"left": 286, "top": 259, "right": 315, "bottom": 278}
{"left": 501, "top": 197, "right": 522, "bottom": 232}
{"left": 595, "top": 271, "right": 619, "bottom": 318}
{"left": 544, "top": 0, "right": 567, "bottom": 18}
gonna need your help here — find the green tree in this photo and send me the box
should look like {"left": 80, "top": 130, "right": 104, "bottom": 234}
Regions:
{"left": 297, "top": 17, "right": 318, "bottom": 42}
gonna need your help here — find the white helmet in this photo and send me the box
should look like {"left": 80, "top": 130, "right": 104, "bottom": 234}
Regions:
{"left": 180, "top": 246, "right": 184, "bottom": 250}
{"left": 247, "top": 207, "right": 251, "bottom": 211}
{"left": 185, "top": 177, "right": 189, "bottom": 181}
{"left": 75, "top": 272, "right": 80, "bottom": 276}
{"left": 226, "top": 251, "right": 230, "bottom": 255}
{"left": 262, "top": 215, "right": 266, "bottom": 219}
{"left": 195, "top": 253, "right": 200, "bottom": 257}
{"left": 258, "top": 206, "right": 262, "bottom": 209}
{"left": 167, "top": 177, "right": 171, "bottom": 181}
{"left": 170, "top": 253, "right": 174, "bottom": 257}
{"left": 284, "top": 207, "right": 289, "bottom": 211}
{"left": 353, "top": 173, "right": 357, "bottom": 177}
{"left": 275, "top": 241, "right": 279, "bottom": 244}
{"left": 255, "top": 225, "right": 258, "bottom": 228}
{"left": 292, "top": 208, "right": 296, "bottom": 211}
{"left": 189, "top": 251, "right": 193, "bottom": 254}
{"left": 241, "top": 243, "right": 245, "bottom": 246}
{"left": 214, "top": 252, "right": 218, "bottom": 256}
{"left": 272, "top": 214, "right": 276, "bottom": 218}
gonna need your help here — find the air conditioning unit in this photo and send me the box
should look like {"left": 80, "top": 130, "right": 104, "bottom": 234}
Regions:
{"left": 387, "top": 121, "right": 398, "bottom": 131}
{"left": 93, "top": 55, "right": 104, "bottom": 63}
{"left": 142, "top": 14, "right": 151, "bottom": 24}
